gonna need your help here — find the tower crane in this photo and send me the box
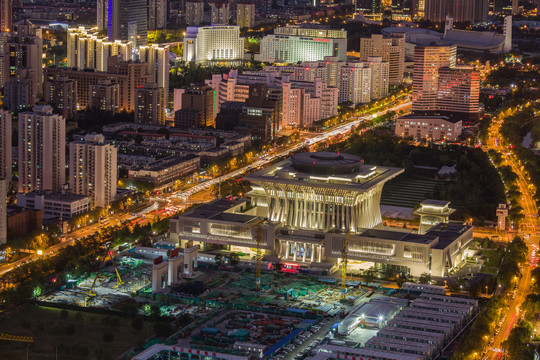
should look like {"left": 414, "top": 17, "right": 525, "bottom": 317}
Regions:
{"left": 341, "top": 229, "right": 352, "bottom": 301}
{"left": 233, "top": 218, "right": 266, "bottom": 291}
{"left": 0, "top": 333, "right": 34, "bottom": 343}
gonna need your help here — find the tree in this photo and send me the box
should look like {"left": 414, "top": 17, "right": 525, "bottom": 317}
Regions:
{"left": 153, "top": 321, "right": 173, "bottom": 337}
{"left": 131, "top": 317, "right": 144, "bottom": 331}
{"left": 418, "top": 272, "right": 431, "bottom": 284}
{"left": 228, "top": 252, "right": 239, "bottom": 266}
{"left": 502, "top": 320, "right": 535, "bottom": 360}
{"left": 214, "top": 254, "right": 223, "bottom": 266}
{"left": 102, "top": 332, "right": 114, "bottom": 343}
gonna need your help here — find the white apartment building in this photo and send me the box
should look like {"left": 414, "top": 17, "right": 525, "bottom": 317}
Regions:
{"left": 0, "top": 109, "right": 11, "bottom": 180}
{"left": 368, "top": 57, "right": 390, "bottom": 100}
{"left": 259, "top": 26, "right": 347, "bottom": 63}
{"left": 237, "top": 2, "right": 255, "bottom": 29}
{"left": 70, "top": 134, "right": 117, "bottom": 208}
{"left": 185, "top": 1, "right": 204, "bottom": 26}
{"left": 183, "top": 25, "right": 244, "bottom": 64}
{"left": 18, "top": 105, "right": 66, "bottom": 194}
{"left": 67, "top": 27, "right": 132, "bottom": 71}
{"left": 339, "top": 63, "right": 372, "bottom": 104}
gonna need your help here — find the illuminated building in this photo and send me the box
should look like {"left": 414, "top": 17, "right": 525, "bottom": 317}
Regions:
{"left": 359, "top": 34, "right": 405, "bottom": 85}
{"left": 183, "top": 25, "right": 244, "bottom": 64}
{"left": 210, "top": 2, "right": 230, "bottom": 24}
{"left": 18, "top": 105, "right": 66, "bottom": 194}
{"left": 368, "top": 57, "right": 389, "bottom": 100}
{"left": 3, "top": 68, "right": 36, "bottom": 112}
{"left": 0, "top": 179, "right": 6, "bottom": 244}
{"left": 185, "top": 0, "right": 204, "bottom": 26}
{"left": 69, "top": 134, "right": 117, "bottom": 208}
{"left": 135, "top": 83, "right": 166, "bottom": 125}
{"left": 44, "top": 76, "right": 78, "bottom": 120}
{"left": 259, "top": 25, "right": 347, "bottom": 63}
{"left": 395, "top": 115, "right": 462, "bottom": 141}
{"left": 107, "top": 0, "right": 148, "bottom": 47}
{"left": 139, "top": 44, "right": 170, "bottom": 104}
{"left": 0, "top": 109, "right": 10, "bottom": 180}
{"left": 237, "top": 84, "right": 282, "bottom": 140}
{"left": 97, "top": 0, "right": 108, "bottom": 30}
{"left": 149, "top": 0, "right": 167, "bottom": 29}
{"left": 436, "top": 66, "right": 480, "bottom": 120}
{"left": 174, "top": 84, "right": 216, "bottom": 129}
{"left": 339, "top": 62, "right": 372, "bottom": 104}
{"left": 89, "top": 80, "right": 120, "bottom": 113}
{"left": 171, "top": 152, "right": 473, "bottom": 276}
{"left": 0, "top": 0, "right": 11, "bottom": 32}
{"left": 236, "top": 2, "right": 255, "bottom": 29}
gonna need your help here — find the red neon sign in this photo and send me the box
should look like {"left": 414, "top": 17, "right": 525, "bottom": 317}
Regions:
{"left": 313, "top": 38, "right": 330, "bottom": 42}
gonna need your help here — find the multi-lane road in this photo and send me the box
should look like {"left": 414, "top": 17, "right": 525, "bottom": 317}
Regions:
{"left": 0, "top": 99, "right": 411, "bottom": 279}
{"left": 484, "top": 109, "right": 539, "bottom": 359}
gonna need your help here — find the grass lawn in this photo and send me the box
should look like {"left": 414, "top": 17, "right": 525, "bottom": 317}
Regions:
{"left": 0, "top": 304, "right": 157, "bottom": 360}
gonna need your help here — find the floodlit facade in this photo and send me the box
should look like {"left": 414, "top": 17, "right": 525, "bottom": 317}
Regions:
{"left": 339, "top": 62, "right": 372, "bottom": 104}
{"left": 18, "top": 105, "right": 66, "bottom": 194}
{"left": 395, "top": 115, "right": 462, "bottom": 141}
{"left": 69, "top": 134, "right": 117, "bottom": 208}
{"left": 171, "top": 152, "right": 473, "bottom": 276}
{"left": 183, "top": 25, "right": 244, "bottom": 64}
{"left": 139, "top": 44, "right": 170, "bottom": 103}
{"left": 260, "top": 26, "right": 347, "bottom": 63}
{"left": 359, "top": 34, "right": 405, "bottom": 85}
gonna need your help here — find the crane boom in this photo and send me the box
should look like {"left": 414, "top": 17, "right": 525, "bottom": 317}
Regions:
{"left": 233, "top": 218, "right": 266, "bottom": 291}
{"left": 0, "top": 332, "right": 34, "bottom": 343}
{"left": 341, "top": 229, "right": 352, "bottom": 300}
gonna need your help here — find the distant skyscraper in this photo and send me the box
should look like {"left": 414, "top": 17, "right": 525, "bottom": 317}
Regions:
{"left": 3, "top": 20, "right": 43, "bottom": 97}
{"left": 0, "top": 0, "right": 11, "bottom": 32}
{"left": 424, "top": 0, "right": 450, "bottom": 22}
{"left": 97, "top": 0, "right": 108, "bottom": 30}
{"left": 3, "top": 68, "right": 36, "bottom": 112}
{"left": 368, "top": 57, "right": 389, "bottom": 100}
{"left": 236, "top": 2, "right": 255, "bottom": 29}
{"left": 18, "top": 105, "right": 66, "bottom": 193}
{"left": 437, "top": 66, "right": 480, "bottom": 119}
{"left": 512, "top": 0, "right": 518, "bottom": 15}
{"left": 135, "top": 83, "right": 166, "bottom": 125}
{"left": 0, "top": 109, "right": 11, "bottom": 180}
{"left": 89, "top": 80, "right": 120, "bottom": 113}
{"left": 108, "top": 0, "right": 148, "bottom": 47}
{"left": 452, "top": 0, "right": 488, "bottom": 23}
{"left": 339, "top": 63, "right": 372, "bottom": 104}
{"left": 360, "top": 34, "right": 405, "bottom": 85}
{"left": 70, "top": 134, "right": 117, "bottom": 208}
{"left": 412, "top": 44, "right": 456, "bottom": 112}
{"left": 44, "top": 76, "right": 78, "bottom": 120}
{"left": 185, "top": 0, "right": 205, "bottom": 26}
{"left": 211, "top": 2, "right": 230, "bottom": 24}
{"left": 149, "top": 0, "right": 168, "bottom": 29}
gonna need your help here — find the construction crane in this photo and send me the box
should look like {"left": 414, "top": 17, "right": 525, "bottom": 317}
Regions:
{"left": 341, "top": 229, "right": 352, "bottom": 301}
{"left": 233, "top": 218, "right": 266, "bottom": 291}
{"left": 86, "top": 243, "right": 123, "bottom": 301}
{"left": 0, "top": 333, "right": 34, "bottom": 343}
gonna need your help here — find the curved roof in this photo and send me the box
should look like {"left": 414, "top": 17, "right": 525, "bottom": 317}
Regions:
{"left": 290, "top": 152, "right": 363, "bottom": 174}
{"left": 439, "top": 29, "right": 505, "bottom": 50}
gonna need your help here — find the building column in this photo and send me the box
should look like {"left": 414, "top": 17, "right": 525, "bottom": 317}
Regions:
{"left": 293, "top": 242, "right": 297, "bottom": 261}
{"left": 311, "top": 243, "right": 315, "bottom": 262}
{"left": 284, "top": 241, "right": 289, "bottom": 259}
{"left": 318, "top": 245, "right": 322, "bottom": 262}
{"left": 302, "top": 242, "right": 307, "bottom": 262}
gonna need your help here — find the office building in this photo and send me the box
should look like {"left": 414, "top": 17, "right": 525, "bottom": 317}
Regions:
{"left": 260, "top": 26, "right": 347, "bottom": 63}
{"left": 395, "top": 115, "right": 462, "bottom": 141}
{"left": 17, "top": 191, "right": 90, "bottom": 220}
{"left": 424, "top": 0, "right": 450, "bottom": 23}
{"left": 0, "top": 179, "right": 6, "bottom": 244}
{"left": 183, "top": 25, "right": 244, "bottom": 64}
{"left": 70, "top": 134, "right": 117, "bottom": 208}
{"left": 44, "top": 57, "right": 151, "bottom": 112}
{"left": 452, "top": 0, "right": 488, "bottom": 23}
{"left": 3, "top": 20, "right": 43, "bottom": 97}
{"left": 0, "top": 0, "right": 10, "bottom": 32}
{"left": 436, "top": 66, "right": 480, "bottom": 119}
{"left": 149, "top": 0, "right": 168, "bottom": 29}
{"left": 211, "top": 2, "right": 230, "bottom": 24}
{"left": 67, "top": 27, "right": 133, "bottom": 71}
{"left": 0, "top": 109, "right": 11, "bottom": 180}
{"left": 368, "top": 57, "right": 389, "bottom": 99}
{"left": 237, "top": 84, "right": 281, "bottom": 141}
{"left": 18, "top": 105, "right": 66, "bottom": 194}
{"left": 170, "top": 152, "right": 473, "bottom": 277}
{"left": 412, "top": 45, "right": 479, "bottom": 119}
{"left": 185, "top": 0, "right": 205, "bottom": 26}
{"left": 174, "top": 84, "right": 216, "bottom": 129}
{"left": 339, "top": 62, "right": 372, "bottom": 104}
{"left": 236, "top": 2, "right": 255, "bottom": 29}
{"left": 44, "top": 77, "right": 78, "bottom": 120}
{"left": 97, "top": 0, "right": 108, "bottom": 30}
{"left": 128, "top": 154, "right": 200, "bottom": 187}
{"left": 135, "top": 83, "right": 166, "bottom": 125}
{"left": 89, "top": 80, "right": 120, "bottom": 113}
{"left": 107, "top": 0, "right": 148, "bottom": 46}
{"left": 3, "top": 68, "right": 36, "bottom": 112}
{"left": 412, "top": 44, "right": 456, "bottom": 113}
{"left": 139, "top": 44, "right": 170, "bottom": 104}
{"left": 359, "top": 34, "right": 405, "bottom": 85}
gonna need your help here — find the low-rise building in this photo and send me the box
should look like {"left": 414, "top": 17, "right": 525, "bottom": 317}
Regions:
{"left": 17, "top": 191, "right": 90, "bottom": 219}
{"left": 7, "top": 206, "right": 43, "bottom": 236}
{"left": 128, "top": 154, "right": 200, "bottom": 187}
{"left": 394, "top": 115, "right": 462, "bottom": 141}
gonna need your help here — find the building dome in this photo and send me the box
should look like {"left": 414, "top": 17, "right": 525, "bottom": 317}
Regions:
{"left": 290, "top": 152, "right": 363, "bottom": 174}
